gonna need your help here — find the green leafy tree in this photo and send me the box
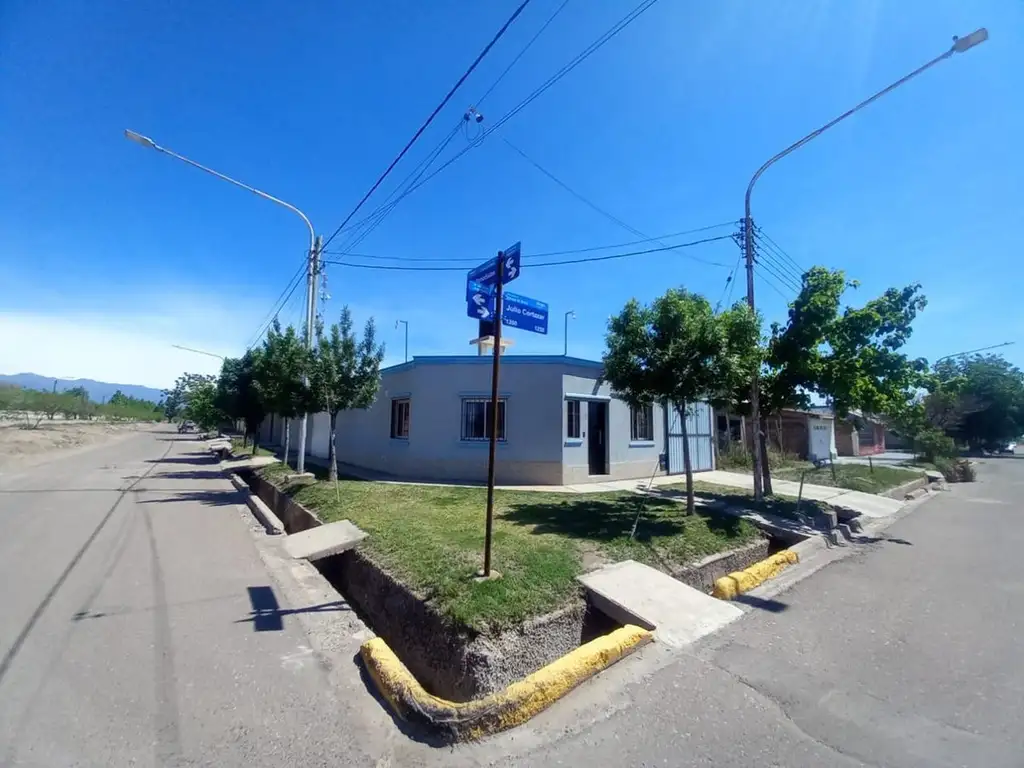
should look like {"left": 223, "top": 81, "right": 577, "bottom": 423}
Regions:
{"left": 258, "top": 320, "right": 309, "bottom": 467}
{"left": 216, "top": 351, "right": 267, "bottom": 448}
{"left": 308, "top": 307, "right": 385, "bottom": 482}
{"left": 603, "top": 289, "right": 760, "bottom": 513}
{"left": 933, "top": 355, "right": 1024, "bottom": 449}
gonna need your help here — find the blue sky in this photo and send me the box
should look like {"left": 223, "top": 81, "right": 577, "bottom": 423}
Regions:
{"left": 1, "top": 1, "right": 1021, "bottom": 389}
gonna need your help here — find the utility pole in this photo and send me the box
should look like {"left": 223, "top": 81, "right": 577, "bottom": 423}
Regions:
{"left": 396, "top": 320, "right": 409, "bottom": 362}
{"left": 564, "top": 310, "right": 575, "bottom": 356}
{"left": 739, "top": 28, "right": 988, "bottom": 501}
{"left": 483, "top": 251, "right": 505, "bottom": 579}
{"left": 296, "top": 235, "right": 322, "bottom": 475}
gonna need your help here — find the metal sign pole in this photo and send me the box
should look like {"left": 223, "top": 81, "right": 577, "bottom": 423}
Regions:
{"left": 483, "top": 251, "right": 504, "bottom": 577}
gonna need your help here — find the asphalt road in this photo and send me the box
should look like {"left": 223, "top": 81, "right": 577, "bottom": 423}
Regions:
{"left": 497, "top": 453, "right": 1024, "bottom": 767}
{"left": 0, "top": 428, "right": 393, "bottom": 767}
{"left": 4, "top": 428, "right": 1022, "bottom": 766}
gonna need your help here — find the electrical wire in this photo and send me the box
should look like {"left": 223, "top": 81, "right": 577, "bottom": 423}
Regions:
{"left": 322, "top": 0, "right": 665, "bottom": 257}
{"left": 322, "top": 222, "right": 737, "bottom": 263}
{"left": 715, "top": 253, "right": 744, "bottom": 312}
{"left": 754, "top": 226, "right": 806, "bottom": 277}
{"left": 244, "top": 258, "right": 308, "bottom": 350}
{"left": 753, "top": 233, "right": 803, "bottom": 285}
{"left": 499, "top": 135, "right": 729, "bottom": 268}
{"left": 323, "top": 234, "right": 732, "bottom": 272}
{"left": 754, "top": 264, "right": 793, "bottom": 302}
{"left": 319, "top": 0, "right": 534, "bottom": 253}
{"left": 753, "top": 246, "right": 801, "bottom": 293}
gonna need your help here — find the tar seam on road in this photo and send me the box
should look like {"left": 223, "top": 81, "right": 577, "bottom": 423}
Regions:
{"left": 0, "top": 439, "right": 176, "bottom": 688}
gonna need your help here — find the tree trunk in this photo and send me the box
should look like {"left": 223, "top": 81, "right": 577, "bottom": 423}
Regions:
{"left": 328, "top": 412, "right": 339, "bottom": 482}
{"left": 283, "top": 416, "right": 291, "bottom": 468}
{"left": 679, "top": 402, "right": 694, "bottom": 515}
{"left": 758, "top": 417, "right": 773, "bottom": 496}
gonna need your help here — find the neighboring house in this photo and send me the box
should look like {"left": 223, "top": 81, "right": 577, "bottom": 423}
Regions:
{"left": 810, "top": 407, "right": 886, "bottom": 456}
{"left": 718, "top": 408, "right": 835, "bottom": 462}
{"left": 264, "top": 355, "right": 717, "bottom": 486}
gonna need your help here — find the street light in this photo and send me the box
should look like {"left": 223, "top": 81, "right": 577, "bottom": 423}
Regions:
{"left": 741, "top": 28, "right": 988, "bottom": 500}
{"left": 564, "top": 310, "right": 576, "bottom": 356}
{"left": 936, "top": 341, "right": 1014, "bottom": 364}
{"left": 126, "top": 129, "right": 321, "bottom": 475}
{"left": 395, "top": 320, "right": 409, "bottom": 363}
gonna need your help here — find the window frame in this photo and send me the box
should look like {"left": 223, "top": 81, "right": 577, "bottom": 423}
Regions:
{"left": 630, "top": 403, "right": 654, "bottom": 442}
{"left": 390, "top": 398, "right": 410, "bottom": 439}
{"left": 461, "top": 398, "right": 507, "bottom": 442}
{"left": 566, "top": 399, "right": 581, "bottom": 440}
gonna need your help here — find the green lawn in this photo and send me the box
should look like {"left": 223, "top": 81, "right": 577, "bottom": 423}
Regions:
{"left": 256, "top": 463, "right": 760, "bottom": 632}
{"left": 230, "top": 437, "right": 274, "bottom": 458}
{"left": 664, "top": 480, "right": 827, "bottom": 520}
{"left": 773, "top": 462, "right": 923, "bottom": 494}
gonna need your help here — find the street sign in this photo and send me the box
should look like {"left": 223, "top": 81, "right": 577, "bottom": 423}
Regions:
{"left": 502, "top": 291, "right": 548, "bottom": 335}
{"left": 466, "top": 279, "right": 493, "bottom": 303}
{"left": 466, "top": 291, "right": 495, "bottom": 321}
{"left": 467, "top": 241, "right": 522, "bottom": 287}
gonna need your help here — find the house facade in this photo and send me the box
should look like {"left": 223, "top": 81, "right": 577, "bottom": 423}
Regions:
{"left": 718, "top": 408, "right": 836, "bottom": 462}
{"left": 265, "top": 355, "right": 716, "bottom": 486}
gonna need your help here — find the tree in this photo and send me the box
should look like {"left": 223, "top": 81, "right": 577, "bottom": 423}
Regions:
{"left": 258, "top": 320, "right": 309, "bottom": 467}
{"left": 308, "top": 307, "right": 385, "bottom": 482}
{"left": 604, "top": 290, "right": 760, "bottom": 513}
{"left": 934, "top": 355, "right": 1024, "bottom": 449}
{"left": 216, "top": 351, "right": 267, "bottom": 449}
{"left": 164, "top": 373, "right": 221, "bottom": 431}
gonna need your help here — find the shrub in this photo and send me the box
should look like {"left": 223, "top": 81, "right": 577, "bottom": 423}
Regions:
{"left": 914, "top": 428, "right": 958, "bottom": 463}
{"left": 933, "top": 457, "right": 975, "bottom": 483}
{"left": 717, "top": 442, "right": 803, "bottom": 471}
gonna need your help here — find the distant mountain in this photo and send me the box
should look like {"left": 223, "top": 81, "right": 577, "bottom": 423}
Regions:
{"left": 0, "top": 373, "right": 165, "bottom": 404}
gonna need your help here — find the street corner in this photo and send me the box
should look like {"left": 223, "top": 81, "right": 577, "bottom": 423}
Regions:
{"left": 712, "top": 550, "right": 799, "bottom": 601}
{"left": 360, "top": 624, "right": 653, "bottom": 741}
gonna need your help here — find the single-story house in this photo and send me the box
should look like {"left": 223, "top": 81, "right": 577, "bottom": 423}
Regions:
{"left": 717, "top": 408, "right": 836, "bottom": 462}
{"left": 809, "top": 407, "right": 886, "bottom": 456}
{"left": 263, "top": 355, "right": 717, "bottom": 486}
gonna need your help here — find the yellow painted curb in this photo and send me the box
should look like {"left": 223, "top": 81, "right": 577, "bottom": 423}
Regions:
{"left": 361, "top": 623, "right": 652, "bottom": 740}
{"left": 712, "top": 550, "right": 799, "bottom": 600}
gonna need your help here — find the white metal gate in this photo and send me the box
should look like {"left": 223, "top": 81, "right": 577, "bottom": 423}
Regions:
{"left": 666, "top": 401, "right": 715, "bottom": 474}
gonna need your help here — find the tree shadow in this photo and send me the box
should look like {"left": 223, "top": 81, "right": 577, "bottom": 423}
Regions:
{"left": 502, "top": 496, "right": 687, "bottom": 541}
{"left": 146, "top": 455, "right": 211, "bottom": 465}
{"left": 137, "top": 489, "right": 243, "bottom": 507}
{"left": 650, "top": 486, "right": 818, "bottom": 522}
{"left": 734, "top": 594, "right": 789, "bottom": 612}
{"left": 152, "top": 469, "right": 224, "bottom": 481}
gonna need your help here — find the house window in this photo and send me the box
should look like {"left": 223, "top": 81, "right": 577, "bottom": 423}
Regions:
{"left": 390, "top": 398, "right": 410, "bottom": 439}
{"left": 630, "top": 403, "right": 654, "bottom": 442}
{"left": 461, "top": 398, "right": 506, "bottom": 441}
{"left": 566, "top": 400, "right": 581, "bottom": 439}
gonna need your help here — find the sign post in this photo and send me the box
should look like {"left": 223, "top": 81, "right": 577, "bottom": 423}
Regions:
{"left": 483, "top": 251, "right": 504, "bottom": 578}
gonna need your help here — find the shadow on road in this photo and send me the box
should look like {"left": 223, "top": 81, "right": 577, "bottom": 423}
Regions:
{"left": 237, "top": 585, "right": 351, "bottom": 632}
{"left": 734, "top": 594, "right": 789, "bottom": 613}
{"left": 146, "top": 455, "right": 212, "bottom": 465}
{"left": 138, "top": 490, "right": 242, "bottom": 507}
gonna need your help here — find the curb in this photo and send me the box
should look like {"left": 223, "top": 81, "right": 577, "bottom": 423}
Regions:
{"left": 228, "top": 472, "right": 285, "bottom": 535}
{"left": 711, "top": 550, "right": 799, "bottom": 600}
{"left": 361, "top": 624, "right": 652, "bottom": 740}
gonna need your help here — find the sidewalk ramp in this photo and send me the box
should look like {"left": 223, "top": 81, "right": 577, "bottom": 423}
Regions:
{"left": 579, "top": 560, "right": 742, "bottom": 648}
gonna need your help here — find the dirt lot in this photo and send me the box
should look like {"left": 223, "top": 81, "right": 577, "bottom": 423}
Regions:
{"left": 0, "top": 418, "right": 147, "bottom": 467}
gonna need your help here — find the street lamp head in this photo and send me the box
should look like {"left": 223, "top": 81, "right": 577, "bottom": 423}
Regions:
{"left": 124, "top": 129, "right": 157, "bottom": 149}
{"left": 952, "top": 28, "right": 988, "bottom": 53}
{"left": 567, "top": 310, "right": 576, "bottom": 320}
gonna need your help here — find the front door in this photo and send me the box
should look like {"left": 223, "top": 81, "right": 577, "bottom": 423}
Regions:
{"left": 587, "top": 401, "right": 608, "bottom": 475}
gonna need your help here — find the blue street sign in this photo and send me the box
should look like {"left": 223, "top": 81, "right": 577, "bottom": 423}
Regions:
{"left": 467, "top": 241, "right": 522, "bottom": 287}
{"left": 466, "top": 279, "right": 493, "bottom": 303}
{"left": 502, "top": 291, "right": 548, "bottom": 335}
{"left": 466, "top": 291, "right": 495, "bottom": 321}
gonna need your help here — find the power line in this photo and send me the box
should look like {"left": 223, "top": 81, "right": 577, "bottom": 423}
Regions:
{"left": 322, "top": 0, "right": 664, "bottom": 256}
{"left": 322, "top": 222, "right": 737, "bottom": 263}
{"left": 245, "top": 258, "right": 308, "bottom": 350}
{"left": 753, "top": 247, "right": 801, "bottom": 293}
{"left": 754, "top": 264, "right": 793, "bottom": 302}
{"left": 716, "top": 253, "right": 744, "bottom": 312}
{"left": 319, "top": 0, "right": 534, "bottom": 253}
{"left": 754, "top": 226, "right": 806, "bottom": 276}
{"left": 753, "top": 239, "right": 803, "bottom": 286}
{"left": 323, "top": 234, "right": 732, "bottom": 272}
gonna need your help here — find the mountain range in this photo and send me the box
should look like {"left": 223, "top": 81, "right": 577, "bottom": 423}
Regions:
{"left": 0, "top": 373, "right": 165, "bottom": 404}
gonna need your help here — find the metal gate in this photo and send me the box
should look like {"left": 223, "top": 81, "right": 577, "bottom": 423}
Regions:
{"left": 666, "top": 401, "right": 715, "bottom": 474}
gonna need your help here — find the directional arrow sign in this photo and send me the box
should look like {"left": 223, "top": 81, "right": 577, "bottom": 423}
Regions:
{"left": 466, "top": 279, "right": 493, "bottom": 303}
{"left": 501, "top": 291, "right": 548, "bottom": 335}
{"left": 467, "top": 241, "right": 522, "bottom": 287}
{"left": 466, "top": 293, "right": 495, "bottom": 321}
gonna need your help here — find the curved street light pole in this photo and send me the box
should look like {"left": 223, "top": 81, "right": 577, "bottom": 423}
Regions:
{"left": 125, "top": 130, "right": 320, "bottom": 474}
{"left": 742, "top": 28, "right": 988, "bottom": 500}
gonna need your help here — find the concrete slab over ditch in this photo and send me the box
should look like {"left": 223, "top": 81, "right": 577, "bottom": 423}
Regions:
{"left": 283, "top": 519, "right": 367, "bottom": 561}
{"left": 579, "top": 560, "right": 742, "bottom": 648}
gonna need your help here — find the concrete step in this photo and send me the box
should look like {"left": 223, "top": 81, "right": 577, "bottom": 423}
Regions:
{"left": 578, "top": 560, "right": 742, "bottom": 648}
{"left": 283, "top": 519, "right": 368, "bottom": 561}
